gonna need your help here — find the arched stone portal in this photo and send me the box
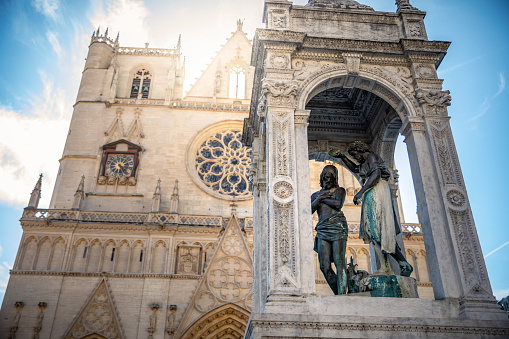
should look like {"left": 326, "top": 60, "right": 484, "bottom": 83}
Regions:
{"left": 242, "top": 0, "right": 507, "bottom": 337}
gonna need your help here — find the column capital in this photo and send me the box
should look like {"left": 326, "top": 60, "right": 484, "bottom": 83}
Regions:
{"left": 294, "top": 109, "right": 311, "bottom": 125}
{"left": 401, "top": 117, "right": 425, "bottom": 138}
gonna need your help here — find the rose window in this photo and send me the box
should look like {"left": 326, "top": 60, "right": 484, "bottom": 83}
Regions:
{"left": 195, "top": 130, "right": 252, "bottom": 198}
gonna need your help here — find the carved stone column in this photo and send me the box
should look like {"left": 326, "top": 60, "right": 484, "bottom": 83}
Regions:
{"left": 402, "top": 117, "right": 461, "bottom": 300}
{"left": 423, "top": 113, "right": 502, "bottom": 319}
{"left": 403, "top": 105, "right": 503, "bottom": 319}
{"left": 263, "top": 79, "right": 303, "bottom": 299}
{"left": 294, "top": 109, "right": 315, "bottom": 295}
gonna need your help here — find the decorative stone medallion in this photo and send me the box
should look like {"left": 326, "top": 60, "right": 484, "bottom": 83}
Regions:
{"left": 274, "top": 181, "right": 293, "bottom": 200}
{"left": 195, "top": 291, "right": 216, "bottom": 313}
{"left": 270, "top": 54, "right": 289, "bottom": 69}
{"left": 447, "top": 189, "right": 466, "bottom": 208}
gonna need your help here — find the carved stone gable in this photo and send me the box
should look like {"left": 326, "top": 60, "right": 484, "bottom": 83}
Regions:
{"left": 64, "top": 278, "right": 125, "bottom": 339}
{"left": 175, "top": 216, "right": 252, "bottom": 338}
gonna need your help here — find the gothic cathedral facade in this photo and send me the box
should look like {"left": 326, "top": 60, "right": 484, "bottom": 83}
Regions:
{"left": 0, "top": 20, "right": 431, "bottom": 339}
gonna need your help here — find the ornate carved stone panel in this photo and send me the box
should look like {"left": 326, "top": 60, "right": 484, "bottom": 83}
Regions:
{"left": 64, "top": 279, "right": 125, "bottom": 339}
{"left": 416, "top": 89, "right": 451, "bottom": 116}
{"left": 176, "top": 245, "right": 201, "bottom": 275}
{"left": 174, "top": 217, "right": 252, "bottom": 338}
{"left": 428, "top": 121, "right": 462, "bottom": 187}
{"left": 262, "top": 80, "right": 299, "bottom": 108}
{"left": 449, "top": 209, "right": 492, "bottom": 297}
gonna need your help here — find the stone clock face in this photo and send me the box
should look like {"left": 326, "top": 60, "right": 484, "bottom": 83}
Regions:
{"left": 104, "top": 154, "right": 135, "bottom": 177}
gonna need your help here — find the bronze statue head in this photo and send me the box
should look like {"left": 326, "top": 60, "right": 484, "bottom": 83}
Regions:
{"left": 320, "top": 165, "right": 339, "bottom": 189}
{"left": 347, "top": 141, "right": 370, "bottom": 163}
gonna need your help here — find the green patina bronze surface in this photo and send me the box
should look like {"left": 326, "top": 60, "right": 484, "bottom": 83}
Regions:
{"left": 364, "top": 275, "right": 419, "bottom": 298}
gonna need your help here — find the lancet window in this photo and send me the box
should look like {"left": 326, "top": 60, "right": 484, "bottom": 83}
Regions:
{"left": 130, "top": 68, "right": 151, "bottom": 99}
{"left": 228, "top": 65, "right": 246, "bottom": 99}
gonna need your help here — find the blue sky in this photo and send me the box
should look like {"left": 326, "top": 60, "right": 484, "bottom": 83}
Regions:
{"left": 0, "top": 0, "right": 508, "bottom": 303}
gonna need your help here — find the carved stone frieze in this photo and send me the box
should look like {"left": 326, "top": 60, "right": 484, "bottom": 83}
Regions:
{"left": 416, "top": 89, "right": 452, "bottom": 116}
{"left": 262, "top": 79, "right": 299, "bottom": 107}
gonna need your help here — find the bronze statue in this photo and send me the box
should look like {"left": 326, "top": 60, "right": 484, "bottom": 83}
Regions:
{"left": 311, "top": 165, "right": 348, "bottom": 294}
{"left": 329, "top": 141, "right": 413, "bottom": 277}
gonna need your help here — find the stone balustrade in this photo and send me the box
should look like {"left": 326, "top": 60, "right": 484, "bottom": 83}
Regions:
{"left": 21, "top": 208, "right": 254, "bottom": 229}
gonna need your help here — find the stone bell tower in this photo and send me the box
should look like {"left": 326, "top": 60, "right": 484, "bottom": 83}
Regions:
{"left": 243, "top": 0, "right": 509, "bottom": 337}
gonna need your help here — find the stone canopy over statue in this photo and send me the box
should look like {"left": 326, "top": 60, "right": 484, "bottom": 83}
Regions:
{"left": 310, "top": 141, "right": 419, "bottom": 297}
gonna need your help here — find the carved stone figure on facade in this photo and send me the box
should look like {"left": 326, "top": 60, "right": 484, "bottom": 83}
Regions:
{"left": 166, "top": 305, "right": 177, "bottom": 335}
{"left": 147, "top": 303, "right": 159, "bottom": 339}
{"left": 9, "top": 301, "right": 24, "bottom": 339}
{"left": 32, "top": 302, "right": 47, "bottom": 339}
{"left": 329, "top": 141, "right": 413, "bottom": 277}
{"left": 311, "top": 165, "right": 348, "bottom": 294}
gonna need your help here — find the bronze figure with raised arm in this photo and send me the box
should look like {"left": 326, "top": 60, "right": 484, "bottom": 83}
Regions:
{"left": 311, "top": 165, "right": 348, "bottom": 294}
{"left": 329, "top": 141, "right": 413, "bottom": 277}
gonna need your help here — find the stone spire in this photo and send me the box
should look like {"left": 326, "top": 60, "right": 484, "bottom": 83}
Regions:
{"left": 27, "top": 174, "right": 43, "bottom": 209}
{"left": 176, "top": 34, "right": 181, "bottom": 51}
{"left": 170, "top": 179, "right": 179, "bottom": 214}
{"left": 151, "top": 179, "right": 162, "bottom": 213}
{"left": 307, "top": 0, "right": 374, "bottom": 11}
{"left": 72, "top": 175, "right": 86, "bottom": 210}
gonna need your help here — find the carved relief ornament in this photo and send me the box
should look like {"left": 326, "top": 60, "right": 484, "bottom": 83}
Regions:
{"left": 415, "top": 89, "right": 452, "bottom": 116}
{"left": 262, "top": 79, "right": 299, "bottom": 107}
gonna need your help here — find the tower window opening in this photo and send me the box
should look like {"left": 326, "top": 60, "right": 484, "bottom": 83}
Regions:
{"left": 130, "top": 69, "right": 151, "bottom": 98}
{"left": 228, "top": 65, "right": 246, "bottom": 99}
{"left": 111, "top": 248, "right": 115, "bottom": 261}
{"left": 83, "top": 246, "right": 88, "bottom": 258}
{"left": 140, "top": 250, "right": 143, "bottom": 262}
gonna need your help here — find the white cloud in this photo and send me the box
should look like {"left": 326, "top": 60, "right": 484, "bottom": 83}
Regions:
{"left": 0, "top": 72, "right": 70, "bottom": 207}
{"left": 32, "top": 0, "right": 61, "bottom": 21}
{"left": 0, "top": 261, "right": 12, "bottom": 294}
{"left": 468, "top": 72, "right": 505, "bottom": 123}
{"left": 89, "top": 0, "right": 151, "bottom": 47}
{"left": 494, "top": 72, "right": 506, "bottom": 98}
{"left": 46, "top": 31, "right": 63, "bottom": 58}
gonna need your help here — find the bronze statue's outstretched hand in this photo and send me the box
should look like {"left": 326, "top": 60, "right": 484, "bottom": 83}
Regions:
{"left": 353, "top": 192, "right": 362, "bottom": 205}
{"left": 328, "top": 149, "right": 344, "bottom": 159}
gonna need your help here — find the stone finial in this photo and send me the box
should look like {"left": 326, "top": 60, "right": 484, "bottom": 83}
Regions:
{"left": 27, "top": 174, "right": 43, "bottom": 209}
{"left": 72, "top": 175, "right": 85, "bottom": 210}
{"left": 104, "top": 27, "right": 108, "bottom": 38}
{"left": 236, "top": 19, "right": 244, "bottom": 32}
{"left": 97, "top": 27, "right": 100, "bottom": 36}
{"left": 151, "top": 179, "right": 161, "bottom": 213}
{"left": 176, "top": 34, "right": 181, "bottom": 51}
{"left": 114, "top": 32, "right": 120, "bottom": 46}
{"left": 170, "top": 179, "right": 179, "bottom": 214}
{"left": 396, "top": 0, "right": 418, "bottom": 11}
